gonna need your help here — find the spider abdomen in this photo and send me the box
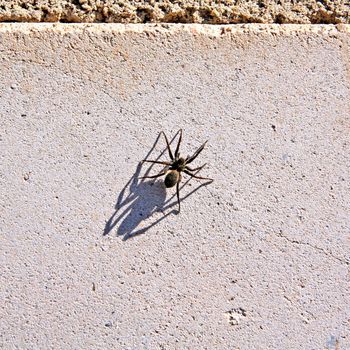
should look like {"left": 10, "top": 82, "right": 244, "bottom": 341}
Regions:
{"left": 165, "top": 170, "right": 180, "bottom": 188}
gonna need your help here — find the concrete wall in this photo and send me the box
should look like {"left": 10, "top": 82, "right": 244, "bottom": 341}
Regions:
{"left": 1, "top": 23, "right": 350, "bottom": 349}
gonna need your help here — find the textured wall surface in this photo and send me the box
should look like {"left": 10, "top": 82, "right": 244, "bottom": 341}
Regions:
{"left": 1, "top": 24, "right": 350, "bottom": 349}
{"left": 0, "top": 1, "right": 350, "bottom": 24}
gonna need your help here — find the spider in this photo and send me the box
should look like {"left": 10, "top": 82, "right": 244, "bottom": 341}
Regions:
{"left": 141, "top": 129, "right": 213, "bottom": 212}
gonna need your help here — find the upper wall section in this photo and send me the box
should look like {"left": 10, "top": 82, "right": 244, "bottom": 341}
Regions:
{"left": 0, "top": 0, "right": 349, "bottom": 24}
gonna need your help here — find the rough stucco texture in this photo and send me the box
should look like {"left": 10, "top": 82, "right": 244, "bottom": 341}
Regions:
{"left": 0, "top": 1, "right": 350, "bottom": 24}
{"left": 1, "top": 23, "right": 350, "bottom": 349}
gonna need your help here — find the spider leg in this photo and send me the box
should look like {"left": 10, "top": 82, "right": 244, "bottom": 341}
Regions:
{"left": 186, "top": 140, "right": 208, "bottom": 164}
{"left": 160, "top": 131, "right": 174, "bottom": 161}
{"left": 174, "top": 129, "right": 183, "bottom": 159}
{"left": 184, "top": 170, "right": 213, "bottom": 181}
{"left": 142, "top": 160, "right": 172, "bottom": 166}
{"left": 139, "top": 171, "right": 166, "bottom": 180}
{"left": 176, "top": 181, "right": 181, "bottom": 212}
{"left": 185, "top": 163, "right": 207, "bottom": 172}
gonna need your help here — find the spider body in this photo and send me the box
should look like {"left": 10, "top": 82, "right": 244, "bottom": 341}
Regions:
{"left": 165, "top": 170, "right": 181, "bottom": 188}
{"left": 141, "top": 130, "right": 212, "bottom": 211}
{"left": 165, "top": 157, "right": 186, "bottom": 187}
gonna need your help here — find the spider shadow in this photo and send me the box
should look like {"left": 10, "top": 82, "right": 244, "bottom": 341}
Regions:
{"left": 103, "top": 130, "right": 212, "bottom": 240}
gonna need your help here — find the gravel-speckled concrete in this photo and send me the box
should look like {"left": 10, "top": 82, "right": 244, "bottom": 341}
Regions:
{"left": 0, "top": 1, "right": 350, "bottom": 24}
{"left": 1, "top": 24, "right": 350, "bottom": 349}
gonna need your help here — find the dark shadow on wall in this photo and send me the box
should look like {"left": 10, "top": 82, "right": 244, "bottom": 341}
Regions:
{"left": 103, "top": 130, "right": 212, "bottom": 240}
